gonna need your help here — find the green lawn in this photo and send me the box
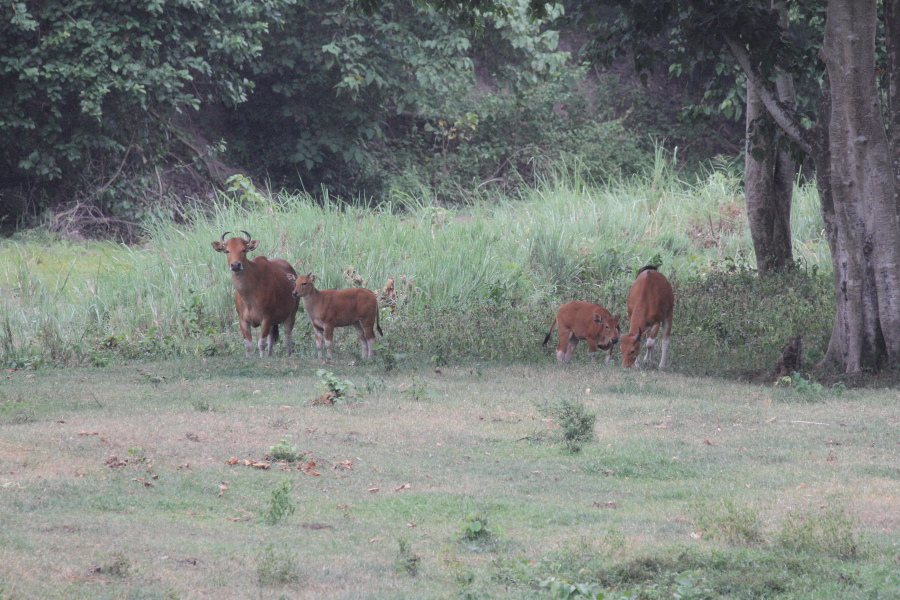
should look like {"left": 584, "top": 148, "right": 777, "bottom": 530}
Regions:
{"left": 1, "top": 357, "right": 897, "bottom": 599}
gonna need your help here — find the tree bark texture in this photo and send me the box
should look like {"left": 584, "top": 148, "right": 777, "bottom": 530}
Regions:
{"left": 744, "top": 79, "right": 796, "bottom": 273}
{"left": 819, "top": 0, "right": 900, "bottom": 372}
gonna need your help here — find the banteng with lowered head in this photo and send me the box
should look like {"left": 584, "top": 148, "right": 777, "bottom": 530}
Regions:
{"left": 211, "top": 231, "right": 299, "bottom": 357}
{"left": 543, "top": 301, "right": 620, "bottom": 363}
{"left": 288, "top": 272, "right": 382, "bottom": 360}
{"left": 619, "top": 266, "right": 674, "bottom": 369}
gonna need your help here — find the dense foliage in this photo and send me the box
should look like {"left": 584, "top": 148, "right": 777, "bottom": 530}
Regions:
{"left": 0, "top": 0, "right": 289, "bottom": 223}
{"left": 0, "top": 0, "right": 736, "bottom": 228}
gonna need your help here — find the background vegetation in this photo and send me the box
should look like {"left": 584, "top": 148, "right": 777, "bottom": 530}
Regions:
{"left": 0, "top": 154, "right": 833, "bottom": 380}
{"left": 0, "top": 0, "right": 738, "bottom": 231}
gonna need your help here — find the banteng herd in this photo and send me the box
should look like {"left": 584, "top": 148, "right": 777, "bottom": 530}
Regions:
{"left": 213, "top": 231, "right": 674, "bottom": 368}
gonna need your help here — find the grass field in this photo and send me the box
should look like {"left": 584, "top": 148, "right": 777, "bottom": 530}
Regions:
{"left": 2, "top": 357, "right": 898, "bottom": 599}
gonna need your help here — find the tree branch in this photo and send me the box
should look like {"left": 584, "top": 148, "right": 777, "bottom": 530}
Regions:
{"left": 723, "top": 34, "right": 814, "bottom": 156}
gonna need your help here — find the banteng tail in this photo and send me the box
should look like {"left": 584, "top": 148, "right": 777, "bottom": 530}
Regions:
{"left": 375, "top": 305, "right": 383, "bottom": 336}
{"left": 542, "top": 317, "right": 557, "bottom": 346}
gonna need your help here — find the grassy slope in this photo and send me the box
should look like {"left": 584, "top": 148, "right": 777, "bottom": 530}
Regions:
{"left": 0, "top": 359, "right": 897, "bottom": 599}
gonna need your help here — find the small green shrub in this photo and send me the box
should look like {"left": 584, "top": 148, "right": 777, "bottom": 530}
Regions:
{"left": 402, "top": 375, "right": 439, "bottom": 402}
{"left": 256, "top": 544, "right": 300, "bottom": 586}
{"left": 546, "top": 399, "right": 597, "bottom": 453}
{"left": 268, "top": 438, "right": 300, "bottom": 462}
{"left": 395, "top": 538, "right": 421, "bottom": 577}
{"left": 459, "top": 513, "right": 496, "bottom": 544}
{"left": 264, "top": 478, "right": 295, "bottom": 525}
{"left": 314, "top": 369, "right": 358, "bottom": 404}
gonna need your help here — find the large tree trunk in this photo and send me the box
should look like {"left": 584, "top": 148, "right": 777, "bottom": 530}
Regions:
{"left": 744, "top": 77, "right": 796, "bottom": 273}
{"left": 819, "top": 0, "right": 900, "bottom": 372}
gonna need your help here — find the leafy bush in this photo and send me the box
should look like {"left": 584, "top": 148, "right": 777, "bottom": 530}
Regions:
{"left": 545, "top": 399, "right": 597, "bottom": 453}
{"left": 268, "top": 438, "right": 300, "bottom": 463}
{"left": 264, "top": 478, "right": 296, "bottom": 525}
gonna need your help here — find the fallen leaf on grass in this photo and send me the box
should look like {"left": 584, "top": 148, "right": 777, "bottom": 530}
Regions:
{"left": 300, "top": 461, "right": 321, "bottom": 476}
{"left": 393, "top": 483, "right": 411, "bottom": 492}
{"left": 690, "top": 530, "right": 703, "bottom": 539}
{"left": 301, "top": 523, "right": 332, "bottom": 530}
{"left": 218, "top": 482, "right": 229, "bottom": 497}
{"left": 703, "top": 439, "right": 716, "bottom": 446}
{"left": 367, "top": 487, "right": 379, "bottom": 493}
{"left": 592, "top": 502, "right": 619, "bottom": 509}
{"left": 106, "top": 456, "right": 126, "bottom": 468}
{"left": 226, "top": 509, "right": 252, "bottom": 522}
{"left": 79, "top": 431, "right": 99, "bottom": 436}
{"left": 133, "top": 478, "right": 153, "bottom": 487}
{"left": 332, "top": 459, "right": 353, "bottom": 471}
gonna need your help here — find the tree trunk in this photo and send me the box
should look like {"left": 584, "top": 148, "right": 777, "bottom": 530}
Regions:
{"left": 744, "top": 78, "right": 796, "bottom": 273}
{"left": 819, "top": 0, "right": 900, "bottom": 372}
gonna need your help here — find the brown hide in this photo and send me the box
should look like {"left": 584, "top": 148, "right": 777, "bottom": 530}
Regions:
{"left": 289, "top": 273, "right": 382, "bottom": 360}
{"left": 211, "top": 235, "right": 299, "bottom": 357}
{"left": 620, "top": 267, "right": 674, "bottom": 368}
{"left": 543, "top": 301, "right": 620, "bottom": 363}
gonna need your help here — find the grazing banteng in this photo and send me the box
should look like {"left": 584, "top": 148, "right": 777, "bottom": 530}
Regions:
{"left": 211, "top": 231, "right": 299, "bottom": 357}
{"left": 619, "top": 266, "right": 674, "bottom": 369}
{"left": 543, "top": 301, "right": 620, "bottom": 363}
{"left": 288, "top": 273, "right": 382, "bottom": 360}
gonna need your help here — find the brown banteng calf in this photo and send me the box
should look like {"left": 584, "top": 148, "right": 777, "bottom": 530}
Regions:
{"left": 288, "top": 273, "right": 382, "bottom": 360}
{"left": 619, "top": 266, "right": 674, "bottom": 369}
{"left": 543, "top": 301, "right": 620, "bottom": 363}
{"left": 211, "top": 231, "right": 299, "bottom": 357}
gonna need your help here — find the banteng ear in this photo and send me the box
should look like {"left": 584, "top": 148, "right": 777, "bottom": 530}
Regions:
{"left": 635, "top": 327, "right": 644, "bottom": 343}
{"left": 246, "top": 239, "right": 260, "bottom": 251}
{"left": 308, "top": 273, "right": 316, "bottom": 283}
{"left": 286, "top": 273, "right": 297, "bottom": 283}
{"left": 211, "top": 241, "right": 226, "bottom": 252}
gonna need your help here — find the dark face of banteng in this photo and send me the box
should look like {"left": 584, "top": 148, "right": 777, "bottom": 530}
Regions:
{"left": 619, "top": 328, "right": 643, "bottom": 368}
{"left": 290, "top": 273, "right": 316, "bottom": 298}
{"left": 211, "top": 231, "right": 260, "bottom": 273}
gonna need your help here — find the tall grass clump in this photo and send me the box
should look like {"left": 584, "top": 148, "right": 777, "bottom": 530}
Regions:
{"left": 0, "top": 151, "right": 833, "bottom": 375}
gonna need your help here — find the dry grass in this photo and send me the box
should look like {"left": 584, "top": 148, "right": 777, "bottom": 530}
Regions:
{"left": 1, "top": 358, "right": 898, "bottom": 599}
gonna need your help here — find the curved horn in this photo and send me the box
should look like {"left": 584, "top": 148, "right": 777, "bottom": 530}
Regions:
{"left": 240, "top": 230, "right": 252, "bottom": 242}
{"left": 221, "top": 231, "right": 231, "bottom": 242}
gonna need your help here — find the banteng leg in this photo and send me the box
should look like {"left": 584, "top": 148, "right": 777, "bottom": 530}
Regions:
{"left": 560, "top": 333, "right": 579, "bottom": 363}
{"left": 353, "top": 322, "right": 369, "bottom": 360}
{"left": 657, "top": 318, "right": 672, "bottom": 369}
{"left": 323, "top": 325, "right": 335, "bottom": 360}
{"left": 258, "top": 321, "right": 273, "bottom": 357}
{"left": 642, "top": 322, "right": 661, "bottom": 367}
{"left": 361, "top": 320, "right": 377, "bottom": 359}
{"left": 313, "top": 325, "right": 325, "bottom": 359}
{"left": 239, "top": 319, "right": 254, "bottom": 357}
